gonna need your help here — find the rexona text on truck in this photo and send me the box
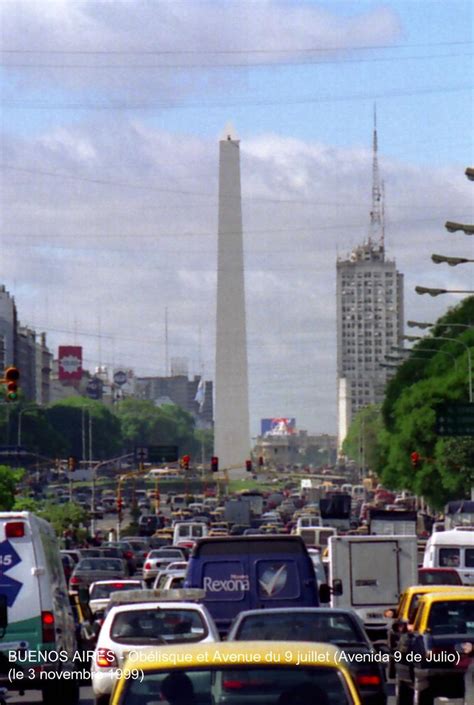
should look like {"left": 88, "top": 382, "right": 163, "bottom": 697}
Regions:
{"left": 328, "top": 534, "right": 418, "bottom": 641}
{"left": 185, "top": 535, "right": 324, "bottom": 636}
{"left": 0, "top": 512, "right": 80, "bottom": 704}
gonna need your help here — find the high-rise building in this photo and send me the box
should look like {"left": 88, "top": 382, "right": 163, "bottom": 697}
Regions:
{"left": 0, "top": 285, "right": 17, "bottom": 369}
{"left": 214, "top": 130, "right": 250, "bottom": 472}
{"left": 336, "top": 113, "right": 404, "bottom": 449}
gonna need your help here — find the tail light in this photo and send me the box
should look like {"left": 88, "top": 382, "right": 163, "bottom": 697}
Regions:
{"left": 5, "top": 522, "right": 25, "bottom": 538}
{"left": 96, "top": 648, "right": 117, "bottom": 668}
{"left": 144, "top": 562, "right": 151, "bottom": 570}
{"left": 41, "top": 611, "right": 55, "bottom": 643}
{"left": 69, "top": 576, "right": 81, "bottom": 585}
{"left": 356, "top": 674, "right": 382, "bottom": 687}
{"left": 124, "top": 551, "right": 133, "bottom": 559}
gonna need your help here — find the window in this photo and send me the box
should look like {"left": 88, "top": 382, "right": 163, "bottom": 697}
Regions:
{"left": 439, "top": 548, "right": 460, "bottom": 568}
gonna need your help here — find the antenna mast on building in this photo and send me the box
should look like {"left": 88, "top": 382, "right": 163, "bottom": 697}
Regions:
{"left": 165, "top": 307, "right": 169, "bottom": 377}
{"left": 369, "top": 105, "right": 383, "bottom": 251}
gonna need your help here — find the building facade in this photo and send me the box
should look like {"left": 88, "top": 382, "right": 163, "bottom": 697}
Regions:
{"left": 0, "top": 285, "right": 17, "bottom": 371}
{"left": 336, "top": 114, "right": 404, "bottom": 448}
{"left": 135, "top": 374, "right": 213, "bottom": 427}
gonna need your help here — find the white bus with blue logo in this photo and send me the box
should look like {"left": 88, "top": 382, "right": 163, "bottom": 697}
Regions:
{"left": 184, "top": 535, "right": 325, "bottom": 636}
{"left": 0, "top": 512, "right": 79, "bottom": 704}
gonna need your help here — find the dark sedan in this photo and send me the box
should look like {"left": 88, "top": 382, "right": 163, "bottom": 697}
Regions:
{"left": 227, "top": 607, "right": 387, "bottom": 705}
{"left": 69, "top": 557, "right": 127, "bottom": 594}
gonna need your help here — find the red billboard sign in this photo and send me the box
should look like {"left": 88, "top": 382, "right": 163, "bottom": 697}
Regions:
{"left": 58, "top": 346, "right": 83, "bottom": 381}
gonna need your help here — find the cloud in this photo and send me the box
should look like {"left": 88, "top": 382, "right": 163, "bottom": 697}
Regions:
{"left": 2, "top": 117, "right": 472, "bottom": 434}
{"left": 1, "top": 1, "right": 402, "bottom": 102}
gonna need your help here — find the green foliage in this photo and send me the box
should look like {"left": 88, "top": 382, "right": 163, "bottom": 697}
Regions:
{"left": 0, "top": 466, "right": 25, "bottom": 510}
{"left": 37, "top": 501, "right": 88, "bottom": 535}
{"left": 376, "top": 296, "right": 474, "bottom": 507}
{"left": 116, "top": 399, "right": 200, "bottom": 456}
{"left": 342, "top": 405, "right": 383, "bottom": 470}
{"left": 46, "top": 398, "right": 123, "bottom": 459}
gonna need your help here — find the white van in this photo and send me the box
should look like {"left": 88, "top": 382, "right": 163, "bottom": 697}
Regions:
{"left": 296, "top": 515, "right": 322, "bottom": 531}
{"left": 297, "top": 526, "right": 336, "bottom": 547}
{"left": 423, "top": 528, "right": 474, "bottom": 584}
{"left": 173, "top": 521, "right": 208, "bottom": 546}
{"left": 0, "top": 512, "right": 79, "bottom": 704}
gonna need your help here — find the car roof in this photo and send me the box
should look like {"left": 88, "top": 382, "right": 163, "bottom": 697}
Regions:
{"left": 234, "top": 607, "right": 362, "bottom": 619}
{"left": 90, "top": 579, "right": 142, "bottom": 587}
{"left": 107, "top": 601, "right": 205, "bottom": 614}
{"left": 402, "top": 584, "right": 470, "bottom": 596}
{"left": 417, "top": 589, "right": 474, "bottom": 604}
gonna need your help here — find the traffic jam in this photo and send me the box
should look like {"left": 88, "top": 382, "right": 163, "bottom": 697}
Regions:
{"left": 0, "top": 480, "right": 473, "bottom": 705}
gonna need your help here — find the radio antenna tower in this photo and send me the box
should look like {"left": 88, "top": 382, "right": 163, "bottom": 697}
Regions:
{"left": 369, "top": 104, "right": 384, "bottom": 251}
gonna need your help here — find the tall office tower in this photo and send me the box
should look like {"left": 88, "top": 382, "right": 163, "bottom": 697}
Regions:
{"left": 214, "top": 132, "right": 250, "bottom": 472}
{"left": 336, "top": 112, "right": 404, "bottom": 449}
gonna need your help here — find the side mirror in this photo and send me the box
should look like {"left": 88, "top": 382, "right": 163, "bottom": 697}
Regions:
{"left": 319, "top": 583, "right": 331, "bottom": 604}
{"left": 0, "top": 595, "right": 8, "bottom": 631}
{"left": 332, "top": 579, "right": 343, "bottom": 596}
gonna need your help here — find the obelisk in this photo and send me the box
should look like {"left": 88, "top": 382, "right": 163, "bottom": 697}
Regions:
{"left": 214, "top": 129, "right": 250, "bottom": 473}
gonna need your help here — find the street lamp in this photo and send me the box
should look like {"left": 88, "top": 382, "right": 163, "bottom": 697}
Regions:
{"left": 445, "top": 221, "right": 474, "bottom": 235}
{"left": 431, "top": 254, "right": 474, "bottom": 266}
{"left": 17, "top": 408, "right": 40, "bottom": 447}
{"left": 403, "top": 334, "right": 473, "bottom": 402}
{"left": 407, "top": 320, "right": 474, "bottom": 329}
{"left": 390, "top": 346, "right": 458, "bottom": 370}
{"left": 415, "top": 286, "right": 474, "bottom": 296}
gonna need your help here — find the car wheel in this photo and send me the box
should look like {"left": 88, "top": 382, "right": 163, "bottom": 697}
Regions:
{"left": 395, "top": 677, "right": 414, "bottom": 705}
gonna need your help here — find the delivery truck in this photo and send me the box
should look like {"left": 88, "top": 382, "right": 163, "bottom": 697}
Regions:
{"left": 329, "top": 534, "right": 418, "bottom": 640}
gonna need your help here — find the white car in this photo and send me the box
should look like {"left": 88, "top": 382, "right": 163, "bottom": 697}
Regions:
{"left": 91, "top": 589, "right": 218, "bottom": 705}
{"left": 153, "top": 560, "right": 188, "bottom": 586}
{"left": 142, "top": 547, "right": 185, "bottom": 585}
{"left": 88, "top": 579, "right": 145, "bottom": 615}
{"left": 152, "top": 569, "right": 187, "bottom": 591}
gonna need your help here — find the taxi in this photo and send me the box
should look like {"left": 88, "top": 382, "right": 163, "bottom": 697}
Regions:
{"left": 385, "top": 584, "right": 473, "bottom": 678}
{"left": 110, "top": 641, "right": 362, "bottom": 705}
{"left": 153, "top": 528, "right": 174, "bottom": 540}
{"left": 395, "top": 590, "right": 474, "bottom": 704}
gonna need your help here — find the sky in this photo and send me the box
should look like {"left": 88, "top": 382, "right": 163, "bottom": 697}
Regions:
{"left": 0, "top": 0, "right": 473, "bottom": 437}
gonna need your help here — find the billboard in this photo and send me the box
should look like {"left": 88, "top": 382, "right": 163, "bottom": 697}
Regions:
{"left": 261, "top": 418, "right": 296, "bottom": 436}
{"left": 58, "top": 346, "right": 83, "bottom": 381}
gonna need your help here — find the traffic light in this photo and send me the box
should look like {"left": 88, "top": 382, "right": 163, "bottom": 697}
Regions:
{"left": 245, "top": 459, "right": 253, "bottom": 473}
{"left": 182, "top": 454, "right": 190, "bottom": 470}
{"left": 67, "top": 456, "right": 77, "bottom": 472}
{"left": 411, "top": 451, "right": 421, "bottom": 468}
{"left": 258, "top": 456, "right": 264, "bottom": 467}
{"left": 211, "top": 456, "right": 219, "bottom": 473}
{"left": 4, "top": 366, "right": 20, "bottom": 401}
{"left": 116, "top": 496, "right": 123, "bottom": 513}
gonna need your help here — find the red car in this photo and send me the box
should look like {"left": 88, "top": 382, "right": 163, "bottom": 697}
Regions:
{"left": 417, "top": 567, "right": 462, "bottom": 585}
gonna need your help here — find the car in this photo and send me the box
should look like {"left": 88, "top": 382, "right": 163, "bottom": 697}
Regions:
{"left": 91, "top": 589, "right": 219, "bottom": 705}
{"left": 138, "top": 513, "right": 164, "bottom": 536}
{"left": 69, "top": 557, "right": 128, "bottom": 594}
{"left": 120, "top": 537, "right": 151, "bottom": 569}
{"left": 109, "top": 641, "right": 362, "bottom": 705}
{"left": 395, "top": 589, "right": 474, "bottom": 704}
{"left": 143, "top": 548, "right": 186, "bottom": 586}
{"left": 417, "top": 567, "right": 463, "bottom": 585}
{"left": 153, "top": 570, "right": 187, "bottom": 591}
{"left": 103, "top": 541, "right": 137, "bottom": 575}
{"left": 384, "top": 584, "right": 473, "bottom": 679}
{"left": 227, "top": 608, "right": 387, "bottom": 705}
{"left": 88, "top": 579, "right": 146, "bottom": 615}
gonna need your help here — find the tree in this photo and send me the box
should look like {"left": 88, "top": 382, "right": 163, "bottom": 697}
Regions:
{"left": 342, "top": 405, "right": 383, "bottom": 472}
{"left": 46, "top": 398, "right": 123, "bottom": 459}
{"left": 376, "top": 296, "right": 474, "bottom": 506}
{"left": 0, "top": 466, "right": 25, "bottom": 510}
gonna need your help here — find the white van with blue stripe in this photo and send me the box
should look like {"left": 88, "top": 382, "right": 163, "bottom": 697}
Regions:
{"left": 0, "top": 512, "right": 80, "bottom": 704}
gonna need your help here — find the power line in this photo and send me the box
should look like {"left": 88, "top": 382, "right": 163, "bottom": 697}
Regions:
{"left": 2, "top": 83, "right": 471, "bottom": 111}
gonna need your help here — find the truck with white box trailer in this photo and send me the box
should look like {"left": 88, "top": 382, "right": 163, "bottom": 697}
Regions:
{"left": 328, "top": 534, "right": 418, "bottom": 640}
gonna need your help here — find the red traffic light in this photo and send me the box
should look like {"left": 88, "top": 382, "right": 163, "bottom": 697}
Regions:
{"left": 182, "top": 454, "right": 191, "bottom": 470}
{"left": 4, "top": 366, "right": 19, "bottom": 401}
{"left": 411, "top": 451, "right": 421, "bottom": 468}
{"left": 245, "top": 459, "right": 253, "bottom": 473}
{"left": 211, "top": 456, "right": 219, "bottom": 473}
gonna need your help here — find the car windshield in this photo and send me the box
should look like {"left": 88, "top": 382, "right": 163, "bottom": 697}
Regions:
{"left": 428, "top": 601, "right": 474, "bottom": 635}
{"left": 234, "top": 613, "right": 363, "bottom": 644}
{"left": 110, "top": 608, "right": 208, "bottom": 644}
{"left": 418, "top": 570, "right": 461, "bottom": 586}
{"left": 77, "top": 559, "right": 122, "bottom": 571}
{"left": 90, "top": 583, "right": 140, "bottom": 599}
{"left": 117, "top": 667, "right": 353, "bottom": 705}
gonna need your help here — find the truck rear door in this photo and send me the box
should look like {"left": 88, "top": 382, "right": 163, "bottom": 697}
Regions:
{"left": 350, "top": 540, "right": 400, "bottom": 605}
